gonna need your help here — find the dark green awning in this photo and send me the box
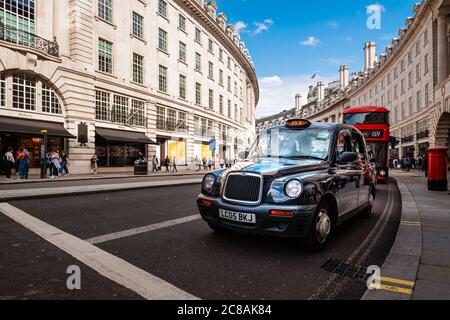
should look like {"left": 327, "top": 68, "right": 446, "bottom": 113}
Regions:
{"left": 0, "top": 116, "right": 75, "bottom": 138}
{"left": 96, "top": 127, "right": 156, "bottom": 145}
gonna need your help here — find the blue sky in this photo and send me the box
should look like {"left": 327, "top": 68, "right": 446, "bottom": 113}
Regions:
{"left": 214, "top": 0, "right": 419, "bottom": 117}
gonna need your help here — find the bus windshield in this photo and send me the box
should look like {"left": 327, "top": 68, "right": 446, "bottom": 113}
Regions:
{"left": 344, "top": 112, "right": 389, "bottom": 125}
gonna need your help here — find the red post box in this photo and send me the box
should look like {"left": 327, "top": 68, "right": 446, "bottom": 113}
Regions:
{"left": 428, "top": 147, "right": 448, "bottom": 192}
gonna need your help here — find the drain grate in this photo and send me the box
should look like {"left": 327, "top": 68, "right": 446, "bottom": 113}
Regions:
{"left": 321, "top": 259, "right": 372, "bottom": 281}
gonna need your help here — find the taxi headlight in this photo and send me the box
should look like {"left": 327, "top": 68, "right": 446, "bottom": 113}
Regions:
{"left": 379, "top": 170, "right": 386, "bottom": 176}
{"left": 285, "top": 180, "right": 303, "bottom": 198}
{"left": 202, "top": 174, "right": 216, "bottom": 191}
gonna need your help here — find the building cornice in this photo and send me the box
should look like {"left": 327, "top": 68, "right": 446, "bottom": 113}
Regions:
{"left": 174, "top": 0, "right": 259, "bottom": 105}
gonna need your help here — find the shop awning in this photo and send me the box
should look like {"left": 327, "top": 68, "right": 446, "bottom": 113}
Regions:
{"left": 0, "top": 117, "right": 76, "bottom": 138}
{"left": 96, "top": 127, "right": 156, "bottom": 145}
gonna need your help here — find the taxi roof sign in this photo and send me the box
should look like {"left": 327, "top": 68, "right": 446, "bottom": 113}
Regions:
{"left": 285, "top": 119, "right": 311, "bottom": 128}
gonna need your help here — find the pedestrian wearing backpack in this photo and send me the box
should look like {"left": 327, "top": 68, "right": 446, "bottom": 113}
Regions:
{"left": 4, "top": 147, "right": 15, "bottom": 179}
{"left": 90, "top": 154, "right": 99, "bottom": 175}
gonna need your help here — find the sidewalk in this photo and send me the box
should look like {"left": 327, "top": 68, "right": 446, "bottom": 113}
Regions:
{"left": 364, "top": 170, "right": 450, "bottom": 300}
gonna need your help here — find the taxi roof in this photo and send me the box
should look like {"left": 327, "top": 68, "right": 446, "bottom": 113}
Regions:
{"left": 269, "top": 120, "right": 353, "bottom": 132}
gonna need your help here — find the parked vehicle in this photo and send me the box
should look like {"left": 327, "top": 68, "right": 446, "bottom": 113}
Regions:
{"left": 197, "top": 119, "right": 376, "bottom": 252}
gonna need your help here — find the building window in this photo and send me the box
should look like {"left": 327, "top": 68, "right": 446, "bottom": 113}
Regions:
{"left": 424, "top": 54, "right": 429, "bottom": 74}
{"left": 416, "top": 63, "right": 421, "bottom": 81}
{"left": 178, "top": 112, "right": 187, "bottom": 130}
{"left": 227, "top": 56, "right": 231, "bottom": 69}
{"left": 219, "top": 69, "right": 224, "bottom": 86}
{"left": 179, "top": 41, "right": 186, "bottom": 62}
{"left": 133, "top": 53, "right": 144, "bottom": 84}
{"left": 416, "top": 40, "right": 421, "bottom": 56}
{"left": 234, "top": 82, "right": 238, "bottom": 97}
{"left": 195, "top": 28, "right": 202, "bottom": 43}
{"left": 179, "top": 74, "right": 186, "bottom": 99}
{"left": 408, "top": 51, "right": 412, "bottom": 64}
{"left": 219, "top": 95, "right": 224, "bottom": 114}
{"left": 12, "top": 74, "right": 35, "bottom": 110}
{"left": 409, "top": 96, "right": 413, "bottom": 115}
{"left": 98, "top": 38, "right": 113, "bottom": 74}
{"left": 234, "top": 104, "right": 238, "bottom": 121}
{"left": 130, "top": 100, "right": 145, "bottom": 127}
{"left": 179, "top": 14, "right": 186, "bottom": 32}
{"left": 96, "top": 90, "right": 110, "bottom": 121}
{"left": 424, "top": 29, "right": 429, "bottom": 45}
{"left": 227, "top": 99, "right": 231, "bottom": 118}
{"left": 132, "top": 12, "right": 144, "bottom": 39}
{"left": 195, "top": 52, "right": 202, "bottom": 71}
{"left": 158, "top": 65, "right": 168, "bottom": 93}
{"left": 156, "top": 106, "right": 166, "bottom": 130}
{"left": 0, "top": 0, "right": 35, "bottom": 35}
{"left": 195, "top": 83, "right": 202, "bottom": 105}
{"left": 158, "top": 28, "right": 168, "bottom": 52}
{"left": 408, "top": 71, "right": 413, "bottom": 88}
{"left": 112, "top": 95, "right": 129, "bottom": 124}
{"left": 425, "top": 84, "right": 430, "bottom": 106}
{"left": 227, "top": 76, "right": 231, "bottom": 91}
{"left": 209, "top": 89, "right": 214, "bottom": 109}
{"left": 42, "top": 84, "right": 62, "bottom": 114}
{"left": 208, "top": 61, "right": 214, "bottom": 79}
{"left": 0, "top": 74, "right": 6, "bottom": 107}
{"left": 417, "top": 90, "right": 421, "bottom": 111}
{"left": 158, "top": 0, "right": 168, "bottom": 17}
{"left": 167, "top": 109, "right": 177, "bottom": 131}
{"left": 98, "top": 0, "right": 113, "bottom": 22}
{"left": 208, "top": 39, "right": 214, "bottom": 53}
{"left": 219, "top": 49, "right": 223, "bottom": 62}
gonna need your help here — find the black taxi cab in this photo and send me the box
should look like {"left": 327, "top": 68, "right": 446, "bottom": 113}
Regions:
{"left": 197, "top": 119, "right": 376, "bottom": 252}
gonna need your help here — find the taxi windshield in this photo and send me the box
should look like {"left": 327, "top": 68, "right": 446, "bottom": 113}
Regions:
{"left": 248, "top": 128, "right": 332, "bottom": 161}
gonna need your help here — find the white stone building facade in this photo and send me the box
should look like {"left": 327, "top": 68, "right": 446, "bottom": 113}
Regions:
{"left": 0, "top": 0, "right": 259, "bottom": 174}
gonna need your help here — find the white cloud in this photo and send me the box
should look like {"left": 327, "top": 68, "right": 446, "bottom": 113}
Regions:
{"left": 233, "top": 21, "right": 248, "bottom": 34}
{"left": 322, "top": 57, "right": 354, "bottom": 66}
{"left": 256, "top": 74, "right": 336, "bottom": 118}
{"left": 252, "top": 19, "right": 274, "bottom": 35}
{"left": 300, "top": 36, "right": 321, "bottom": 47}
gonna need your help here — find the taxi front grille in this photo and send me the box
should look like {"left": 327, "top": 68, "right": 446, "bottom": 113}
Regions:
{"left": 223, "top": 173, "right": 262, "bottom": 204}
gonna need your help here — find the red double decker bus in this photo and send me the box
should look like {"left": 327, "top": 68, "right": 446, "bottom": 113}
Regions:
{"left": 343, "top": 106, "right": 390, "bottom": 183}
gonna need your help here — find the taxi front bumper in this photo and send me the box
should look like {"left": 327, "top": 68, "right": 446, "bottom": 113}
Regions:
{"left": 197, "top": 194, "right": 317, "bottom": 239}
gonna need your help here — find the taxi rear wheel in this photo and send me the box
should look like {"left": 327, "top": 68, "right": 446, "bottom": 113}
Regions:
{"left": 305, "top": 202, "right": 333, "bottom": 252}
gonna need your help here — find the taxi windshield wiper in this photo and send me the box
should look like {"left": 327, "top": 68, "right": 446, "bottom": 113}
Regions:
{"left": 283, "top": 155, "right": 326, "bottom": 161}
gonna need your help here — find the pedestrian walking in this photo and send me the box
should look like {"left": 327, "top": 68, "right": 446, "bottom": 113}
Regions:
{"left": 90, "top": 154, "right": 99, "bottom": 175}
{"left": 3, "top": 147, "right": 15, "bottom": 179}
{"left": 164, "top": 156, "right": 170, "bottom": 172}
{"left": 404, "top": 156, "right": 411, "bottom": 172}
{"left": 152, "top": 155, "right": 159, "bottom": 173}
{"left": 50, "top": 150, "right": 61, "bottom": 178}
{"left": 172, "top": 156, "right": 178, "bottom": 173}
{"left": 59, "top": 151, "right": 70, "bottom": 176}
{"left": 16, "top": 147, "right": 29, "bottom": 180}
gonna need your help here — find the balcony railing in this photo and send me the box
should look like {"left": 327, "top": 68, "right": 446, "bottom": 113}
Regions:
{"left": 0, "top": 24, "right": 59, "bottom": 57}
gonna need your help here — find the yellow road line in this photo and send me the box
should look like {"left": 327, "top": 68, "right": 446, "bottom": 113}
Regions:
{"left": 370, "top": 283, "right": 413, "bottom": 295}
{"left": 401, "top": 221, "right": 421, "bottom": 226}
{"left": 376, "top": 276, "right": 415, "bottom": 287}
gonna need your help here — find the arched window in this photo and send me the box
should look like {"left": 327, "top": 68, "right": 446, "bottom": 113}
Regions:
{"left": 1, "top": 72, "right": 63, "bottom": 115}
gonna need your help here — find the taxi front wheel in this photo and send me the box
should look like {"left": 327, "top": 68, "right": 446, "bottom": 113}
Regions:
{"left": 305, "top": 202, "right": 333, "bottom": 253}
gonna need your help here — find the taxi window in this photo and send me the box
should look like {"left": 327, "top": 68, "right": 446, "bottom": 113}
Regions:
{"left": 352, "top": 131, "right": 367, "bottom": 160}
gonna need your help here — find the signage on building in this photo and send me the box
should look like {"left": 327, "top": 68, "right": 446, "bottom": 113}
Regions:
{"left": 78, "top": 123, "right": 88, "bottom": 146}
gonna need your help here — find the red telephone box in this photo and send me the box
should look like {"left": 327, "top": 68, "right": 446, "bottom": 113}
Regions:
{"left": 428, "top": 147, "right": 448, "bottom": 191}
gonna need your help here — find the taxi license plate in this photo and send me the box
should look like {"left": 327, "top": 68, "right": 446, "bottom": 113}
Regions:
{"left": 219, "top": 209, "right": 256, "bottom": 224}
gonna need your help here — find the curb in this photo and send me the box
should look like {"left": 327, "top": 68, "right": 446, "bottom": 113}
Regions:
{"left": 0, "top": 172, "right": 207, "bottom": 186}
{"left": 0, "top": 178, "right": 203, "bottom": 202}
{"left": 362, "top": 176, "right": 422, "bottom": 300}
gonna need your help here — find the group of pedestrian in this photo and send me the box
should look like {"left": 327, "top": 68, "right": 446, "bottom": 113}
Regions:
{"left": 149, "top": 155, "right": 178, "bottom": 173}
{"left": 194, "top": 156, "right": 215, "bottom": 171}
{"left": 2, "top": 147, "right": 30, "bottom": 180}
{"left": 389, "top": 153, "right": 428, "bottom": 176}
{"left": 46, "top": 150, "right": 71, "bottom": 179}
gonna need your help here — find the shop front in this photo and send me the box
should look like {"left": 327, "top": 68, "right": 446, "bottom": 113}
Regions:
{"left": 95, "top": 128, "right": 156, "bottom": 167}
{"left": 156, "top": 136, "right": 187, "bottom": 166}
{"left": 194, "top": 141, "right": 214, "bottom": 162}
{"left": 0, "top": 116, "right": 75, "bottom": 169}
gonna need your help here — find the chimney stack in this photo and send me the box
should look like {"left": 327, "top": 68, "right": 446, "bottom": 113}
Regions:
{"left": 317, "top": 82, "right": 325, "bottom": 104}
{"left": 295, "top": 94, "right": 302, "bottom": 114}
{"left": 364, "top": 42, "right": 377, "bottom": 71}
{"left": 339, "top": 65, "right": 349, "bottom": 91}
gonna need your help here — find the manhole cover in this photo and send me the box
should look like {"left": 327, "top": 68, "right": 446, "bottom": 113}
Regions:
{"left": 321, "top": 259, "right": 372, "bottom": 282}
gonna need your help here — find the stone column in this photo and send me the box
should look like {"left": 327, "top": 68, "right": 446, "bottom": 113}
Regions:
{"left": 437, "top": 14, "right": 449, "bottom": 85}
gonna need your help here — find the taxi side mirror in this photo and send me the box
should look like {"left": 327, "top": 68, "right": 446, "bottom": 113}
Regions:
{"left": 337, "top": 152, "right": 358, "bottom": 163}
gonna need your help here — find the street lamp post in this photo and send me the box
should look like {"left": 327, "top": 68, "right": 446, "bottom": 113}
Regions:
{"left": 40, "top": 130, "right": 48, "bottom": 179}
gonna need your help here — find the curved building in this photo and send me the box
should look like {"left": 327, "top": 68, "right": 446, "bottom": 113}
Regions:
{"left": 0, "top": 0, "right": 259, "bottom": 174}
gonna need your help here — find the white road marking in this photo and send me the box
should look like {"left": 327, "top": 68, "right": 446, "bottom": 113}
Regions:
{"left": 86, "top": 215, "right": 202, "bottom": 245}
{"left": 0, "top": 203, "right": 199, "bottom": 300}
